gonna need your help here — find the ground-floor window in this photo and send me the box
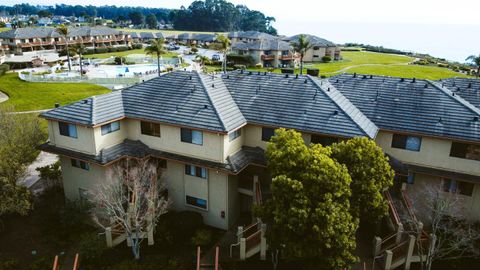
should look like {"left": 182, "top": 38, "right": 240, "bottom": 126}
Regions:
{"left": 186, "top": 195, "right": 207, "bottom": 210}
{"left": 442, "top": 178, "right": 474, "bottom": 196}
{"left": 71, "top": 158, "right": 90, "bottom": 171}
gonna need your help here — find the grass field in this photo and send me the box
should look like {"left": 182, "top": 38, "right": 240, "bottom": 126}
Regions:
{"left": 0, "top": 73, "right": 110, "bottom": 111}
{"left": 84, "top": 48, "right": 178, "bottom": 59}
{"left": 0, "top": 27, "right": 9, "bottom": 32}
{"left": 346, "top": 64, "right": 471, "bottom": 80}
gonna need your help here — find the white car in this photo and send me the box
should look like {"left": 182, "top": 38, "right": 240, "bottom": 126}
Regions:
{"left": 212, "top": 54, "right": 221, "bottom": 61}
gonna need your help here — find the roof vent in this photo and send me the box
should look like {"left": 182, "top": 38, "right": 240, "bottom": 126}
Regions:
{"left": 227, "top": 75, "right": 230, "bottom": 79}
{"left": 333, "top": 110, "right": 338, "bottom": 115}
{"left": 285, "top": 74, "right": 289, "bottom": 78}
{"left": 248, "top": 71, "right": 252, "bottom": 75}
{"left": 336, "top": 79, "right": 339, "bottom": 83}
{"left": 256, "top": 85, "right": 260, "bottom": 95}
{"left": 473, "top": 116, "right": 479, "bottom": 122}
{"left": 304, "top": 79, "right": 308, "bottom": 84}
{"left": 212, "top": 84, "right": 215, "bottom": 88}
{"left": 295, "top": 74, "right": 299, "bottom": 79}
{"left": 457, "top": 87, "right": 461, "bottom": 91}
{"left": 327, "top": 87, "right": 330, "bottom": 92}
{"left": 353, "top": 73, "right": 357, "bottom": 78}
{"left": 257, "top": 71, "right": 261, "bottom": 75}
{"left": 54, "top": 103, "right": 60, "bottom": 108}
{"left": 189, "top": 75, "right": 192, "bottom": 80}
{"left": 452, "top": 92, "right": 455, "bottom": 96}
{"left": 400, "top": 78, "right": 405, "bottom": 82}
{"left": 82, "top": 100, "right": 88, "bottom": 104}
{"left": 453, "top": 82, "right": 456, "bottom": 86}
{"left": 370, "top": 75, "right": 373, "bottom": 79}
{"left": 240, "top": 70, "right": 244, "bottom": 74}
{"left": 264, "top": 72, "right": 267, "bottom": 76}
{"left": 438, "top": 117, "right": 443, "bottom": 124}
{"left": 192, "top": 85, "right": 196, "bottom": 93}
{"left": 204, "top": 105, "right": 208, "bottom": 109}
{"left": 362, "top": 75, "right": 367, "bottom": 79}
{"left": 424, "top": 83, "right": 428, "bottom": 88}
{"left": 412, "top": 78, "right": 416, "bottom": 83}
{"left": 468, "top": 82, "right": 472, "bottom": 88}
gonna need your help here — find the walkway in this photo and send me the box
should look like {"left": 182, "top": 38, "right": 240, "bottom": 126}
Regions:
{"left": 18, "top": 151, "right": 58, "bottom": 194}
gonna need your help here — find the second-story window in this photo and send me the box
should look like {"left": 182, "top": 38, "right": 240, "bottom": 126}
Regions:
{"left": 391, "top": 134, "right": 421, "bottom": 152}
{"left": 311, "top": 135, "right": 339, "bottom": 146}
{"left": 229, "top": 129, "right": 241, "bottom": 142}
{"left": 261, "top": 127, "right": 275, "bottom": 142}
{"left": 181, "top": 128, "right": 203, "bottom": 145}
{"left": 101, "top": 121, "right": 120, "bottom": 135}
{"left": 71, "top": 158, "right": 89, "bottom": 171}
{"left": 141, "top": 121, "right": 161, "bottom": 137}
{"left": 450, "top": 142, "right": 480, "bottom": 161}
{"left": 59, "top": 121, "right": 78, "bottom": 138}
{"left": 442, "top": 179, "right": 474, "bottom": 196}
{"left": 185, "top": 164, "right": 207, "bottom": 179}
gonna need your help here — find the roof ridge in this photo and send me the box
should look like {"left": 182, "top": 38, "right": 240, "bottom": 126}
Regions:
{"left": 428, "top": 80, "right": 480, "bottom": 116}
{"left": 309, "top": 76, "right": 379, "bottom": 138}
{"left": 196, "top": 72, "right": 228, "bottom": 132}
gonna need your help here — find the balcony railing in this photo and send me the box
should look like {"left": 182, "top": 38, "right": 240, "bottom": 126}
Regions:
{"left": 279, "top": 55, "right": 294, "bottom": 60}
{"left": 261, "top": 54, "right": 274, "bottom": 60}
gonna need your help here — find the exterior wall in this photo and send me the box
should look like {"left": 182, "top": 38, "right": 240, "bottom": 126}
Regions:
{"left": 243, "top": 124, "right": 309, "bottom": 150}
{"left": 48, "top": 120, "right": 96, "bottom": 154}
{"left": 94, "top": 120, "right": 128, "bottom": 154}
{"left": 224, "top": 127, "right": 245, "bottom": 160}
{"left": 60, "top": 156, "right": 106, "bottom": 201}
{"left": 404, "top": 173, "right": 480, "bottom": 222}
{"left": 228, "top": 174, "right": 240, "bottom": 228}
{"left": 375, "top": 130, "right": 480, "bottom": 175}
{"left": 126, "top": 119, "right": 224, "bottom": 163}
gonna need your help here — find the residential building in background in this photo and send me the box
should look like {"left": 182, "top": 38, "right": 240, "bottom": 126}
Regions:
{"left": 231, "top": 39, "right": 296, "bottom": 67}
{"left": 285, "top": 34, "right": 341, "bottom": 61}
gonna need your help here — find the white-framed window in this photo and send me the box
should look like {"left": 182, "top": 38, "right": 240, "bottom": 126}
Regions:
{"left": 181, "top": 128, "right": 203, "bottom": 145}
{"left": 391, "top": 134, "right": 422, "bottom": 152}
{"left": 442, "top": 179, "right": 474, "bottom": 197}
{"left": 59, "top": 121, "right": 78, "bottom": 138}
{"left": 141, "top": 121, "right": 161, "bottom": 137}
{"left": 186, "top": 195, "right": 207, "bottom": 210}
{"left": 229, "top": 129, "right": 241, "bottom": 141}
{"left": 185, "top": 164, "right": 207, "bottom": 179}
{"left": 101, "top": 121, "right": 120, "bottom": 135}
{"left": 71, "top": 158, "right": 90, "bottom": 171}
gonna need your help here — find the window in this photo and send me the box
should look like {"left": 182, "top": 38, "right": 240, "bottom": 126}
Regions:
{"left": 229, "top": 129, "right": 241, "bottom": 141}
{"left": 264, "top": 50, "right": 271, "bottom": 55}
{"left": 71, "top": 158, "right": 89, "bottom": 170}
{"left": 443, "top": 179, "right": 474, "bottom": 196}
{"left": 181, "top": 128, "right": 203, "bottom": 145}
{"left": 185, "top": 164, "right": 207, "bottom": 179}
{"left": 261, "top": 127, "right": 275, "bottom": 142}
{"left": 391, "top": 134, "right": 421, "bottom": 151}
{"left": 186, "top": 195, "right": 207, "bottom": 209}
{"left": 311, "top": 135, "right": 339, "bottom": 146}
{"left": 141, "top": 121, "right": 161, "bottom": 137}
{"left": 450, "top": 142, "right": 480, "bottom": 161}
{"left": 313, "top": 46, "right": 320, "bottom": 50}
{"left": 101, "top": 121, "right": 120, "bottom": 135}
{"left": 59, "top": 122, "right": 78, "bottom": 138}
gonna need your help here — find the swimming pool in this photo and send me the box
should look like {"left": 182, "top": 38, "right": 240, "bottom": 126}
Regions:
{"left": 87, "top": 64, "right": 166, "bottom": 78}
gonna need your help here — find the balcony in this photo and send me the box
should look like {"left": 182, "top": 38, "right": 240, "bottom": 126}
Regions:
{"left": 279, "top": 55, "right": 294, "bottom": 61}
{"left": 261, "top": 54, "right": 274, "bottom": 61}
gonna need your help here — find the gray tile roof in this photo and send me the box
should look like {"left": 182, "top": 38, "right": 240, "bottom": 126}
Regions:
{"left": 223, "top": 71, "right": 377, "bottom": 138}
{"left": 0, "top": 26, "right": 121, "bottom": 39}
{"left": 439, "top": 78, "right": 480, "bottom": 109}
{"left": 231, "top": 39, "right": 291, "bottom": 51}
{"left": 228, "top": 31, "right": 277, "bottom": 40}
{"left": 329, "top": 74, "right": 480, "bottom": 142}
{"left": 286, "top": 34, "right": 336, "bottom": 47}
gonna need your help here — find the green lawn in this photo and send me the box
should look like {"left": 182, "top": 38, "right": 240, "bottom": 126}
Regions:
{"left": 346, "top": 64, "right": 471, "bottom": 80}
{"left": 0, "top": 73, "right": 110, "bottom": 111}
{"left": 84, "top": 48, "right": 178, "bottom": 59}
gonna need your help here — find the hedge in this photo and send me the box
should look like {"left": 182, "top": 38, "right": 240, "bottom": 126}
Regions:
{"left": 0, "top": 64, "right": 10, "bottom": 76}
{"left": 94, "top": 47, "right": 108, "bottom": 53}
{"left": 226, "top": 54, "right": 255, "bottom": 66}
{"left": 306, "top": 68, "right": 319, "bottom": 76}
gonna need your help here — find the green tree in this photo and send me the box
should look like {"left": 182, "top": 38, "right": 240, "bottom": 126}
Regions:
{"left": 144, "top": 38, "right": 166, "bottom": 77}
{"left": 329, "top": 137, "right": 394, "bottom": 224}
{"left": 37, "top": 10, "right": 52, "bottom": 18}
{"left": 0, "top": 106, "right": 46, "bottom": 217}
{"left": 256, "top": 128, "right": 358, "bottom": 269}
{"left": 56, "top": 24, "right": 71, "bottom": 71}
{"left": 466, "top": 54, "right": 480, "bottom": 77}
{"left": 145, "top": 14, "right": 158, "bottom": 29}
{"left": 215, "top": 33, "right": 230, "bottom": 73}
{"left": 129, "top": 11, "right": 144, "bottom": 26}
{"left": 291, "top": 34, "right": 313, "bottom": 75}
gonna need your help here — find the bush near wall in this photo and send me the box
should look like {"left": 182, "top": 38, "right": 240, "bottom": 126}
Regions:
{"left": 117, "top": 46, "right": 129, "bottom": 52}
{"left": 307, "top": 68, "right": 319, "bottom": 76}
{"left": 226, "top": 54, "right": 255, "bottom": 67}
{"left": 322, "top": 56, "right": 332, "bottom": 63}
{"left": 132, "top": 43, "right": 143, "bottom": 50}
{"left": 94, "top": 47, "right": 108, "bottom": 53}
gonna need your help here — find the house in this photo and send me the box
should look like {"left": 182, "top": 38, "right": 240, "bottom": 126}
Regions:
{"left": 0, "top": 41, "right": 5, "bottom": 64}
{"left": 285, "top": 34, "right": 341, "bottom": 61}
{"left": 128, "top": 32, "right": 164, "bottom": 43}
{"left": 0, "top": 26, "right": 131, "bottom": 55}
{"left": 231, "top": 39, "right": 297, "bottom": 67}
{"left": 228, "top": 31, "right": 277, "bottom": 43}
{"left": 38, "top": 71, "right": 480, "bottom": 230}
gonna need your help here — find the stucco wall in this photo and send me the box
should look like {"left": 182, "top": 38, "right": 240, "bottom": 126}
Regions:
{"left": 375, "top": 130, "right": 480, "bottom": 175}
{"left": 126, "top": 119, "right": 224, "bottom": 163}
{"left": 48, "top": 120, "right": 96, "bottom": 154}
{"left": 60, "top": 156, "right": 106, "bottom": 201}
{"left": 243, "top": 124, "right": 310, "bottom": 149}
{"left": 223, "top": 127, "right": 245, "bottom": 160}
{"left": 94, "top": 120, "right": 128, "bottom": 154}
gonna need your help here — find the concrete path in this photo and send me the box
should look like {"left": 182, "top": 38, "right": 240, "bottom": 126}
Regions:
{"left": 18, "top": 151, "right": 58, "bottom": 192}
{"left": 0, "top": 90, "right": 8, "bottom": 103}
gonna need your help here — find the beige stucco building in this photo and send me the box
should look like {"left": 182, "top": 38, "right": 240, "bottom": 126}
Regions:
{"left": 285, "top": 34, "right": 341, "bottom": 61}
{"left": 40, "top": 71, "right": 480, "bottom": 230}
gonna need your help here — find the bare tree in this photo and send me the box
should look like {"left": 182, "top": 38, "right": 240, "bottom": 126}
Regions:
{"left": 409, "top": 182, "right": 480, "bottom": 270}
{"left": 90, "top": 157, "right": 170, "bottom": 259}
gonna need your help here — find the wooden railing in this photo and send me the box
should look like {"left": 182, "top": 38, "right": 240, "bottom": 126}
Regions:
{"left": 385, "top": 190, "right": 401, "bottom": 226}
{"left": 245, "top": 230, "right": 262, "bottom": 251}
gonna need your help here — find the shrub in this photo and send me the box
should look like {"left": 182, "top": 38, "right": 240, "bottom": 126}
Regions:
{"left": 77, "top": 232, "right": 106, "bottom": 266}
{"left": 191, "top": 47, "right": 198, "bottom": 53}
{"left": 0, "top": 258, "right": 19, "bottom": 270}
{"left": 255, "top": 63, "right": 263, "bottom": 68}
{"left": 233, "top": 64, "right": 246, "bottom": 70}
{"left": 95, "top": 47, "right": 108, "bottom": 54}
{"left": 166, "top": 67, "right": 174, "bottom": 72}
{"left": 59, "top": 200, "right": 92, "bottom": 234}
{"left": 117, "top": 46, "right": 128, "bottom": 52}
{"left": 28, "top": 256, "right": 52, "bottom": 270}
{"left": 114, "top": 56, "right": 126, "bottom": 65}
{"left": 155, "top": 211, "right": 203, "bottom": 246}
{"left": 320, "top": 75, "right": 327, "bottom": 79}
{"left": 306, "top": 68, "right": 319, "bottom": 76}
{"left": 280, "top": 68, "right": 294, "bottom": 74}
{"left": 0, "top": 64, "right": 10, "bottom": 76}
{"left": 84, "top": 48, "right": 95, "bottom": 55}
{"left": 191, "top": 228, "right": 213, "bottom": 247}
{"left": 132, "top": 43, "right": 143, "bottom": 50}
{"left": 437, "top": 63, "right": 449, "bottom": 68}
{"left": 226, "top": 54, "right": 255, "bottom": 66}
{"left": 321, "top": 56, "right": 332, "bottom": 63}
{"left": 36, "top": 160, "right": 62, "bottom": 189}
{"left": 107, "top": 47, "right": 117, "bottom": 53}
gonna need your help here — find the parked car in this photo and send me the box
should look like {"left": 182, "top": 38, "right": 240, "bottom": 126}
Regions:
{"left": 212, "top": 54, "right": 221, "bottom": 61}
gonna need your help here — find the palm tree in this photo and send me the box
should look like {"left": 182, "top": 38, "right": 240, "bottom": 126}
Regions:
{"left": 56, "top": 24, "right": 71, "bottom": 71}
{"left": 216, "top": 34, "right": 230, "bottom": 73}
{"left": 466, "top": 54, "right": 480, "bottom": 77}
{"left": 70, "top": 44, "right": 87, "bottom": 76}
{"left": 195, "top": 55, "right": 211, "bottom": 73}
{"left": 145, "top": 38, "right": 166, "bottom": 77}
{"left": 291, "top": 34, "right": 313, "bottom": 75}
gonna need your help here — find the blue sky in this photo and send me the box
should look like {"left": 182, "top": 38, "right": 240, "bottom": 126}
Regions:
{"left": 3, "top": 0, "right": 480, "bottom": 61}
